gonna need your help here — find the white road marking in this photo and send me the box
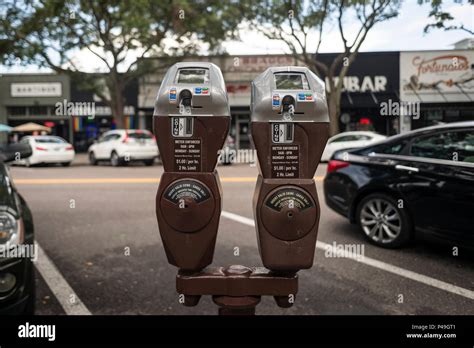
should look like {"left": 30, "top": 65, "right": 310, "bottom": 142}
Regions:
{"left": 221, "top": 211, "right": 474, "bottom": 301}
{"left": 34, "top": 242, "right": 92, "bottom": 315}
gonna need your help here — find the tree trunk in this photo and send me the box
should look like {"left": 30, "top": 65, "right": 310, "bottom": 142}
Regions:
{"left": 112, "top": 102, "right": 125, "bottom": 129}
{"left": 110, "top": 81, "right": 126, "bottom": 129}
{"left": 326, "top": 91, "right": 340, "bottom": 136}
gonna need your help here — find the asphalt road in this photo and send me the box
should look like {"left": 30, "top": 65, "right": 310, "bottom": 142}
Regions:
{"left": 9, "top": 155, "right": 474, "bottom": 315}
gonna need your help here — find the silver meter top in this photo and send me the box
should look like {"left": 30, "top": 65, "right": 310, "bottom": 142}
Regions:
{"left": 153, "top": 62, "right": 231, "bottom": 117}
{"left": 251, "top": 66, "right": 329, "bottom": 123}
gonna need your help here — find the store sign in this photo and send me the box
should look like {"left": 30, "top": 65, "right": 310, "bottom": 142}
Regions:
{"left": 11, "top": 82, "right": 62, "bottom": 97}
{"left": 400, "top": 50, "right": 474, "bottom": 103}
{"left": 325, "top": 75, "right": 387, "bottom": 93}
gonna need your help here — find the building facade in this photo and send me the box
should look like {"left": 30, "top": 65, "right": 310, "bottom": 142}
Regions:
{"left": 0, "top": 73, "right": 72, "bottom": 141}
{"left": 400, "top": 49, "right": 474, "bottom": 131}
{"left": 1, "top": 49, "right": 472, "bottom": 150}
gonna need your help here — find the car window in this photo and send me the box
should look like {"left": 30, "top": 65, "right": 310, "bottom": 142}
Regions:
{"left": 330, "top": 135, "right": 359, "bottom": 143}
{"left": 34, "top": 137, "right": 66, "bottom": 144}
{"left": 128, "top": 132, "right": 153, "bottom": 140}
{"left": 410, "top": 130, "right": 474, "bottom": 163}
{"left": 101, "top": 134, "right": 114, "bottom": 142}
{"left": 20, "top": 138, "right": 30, "bottom": 144}
{"left": 356, "top": 139, "right": 408, "bottom": 156}
{"left": 101, "top": 134, "right": 120, "bottom": 142}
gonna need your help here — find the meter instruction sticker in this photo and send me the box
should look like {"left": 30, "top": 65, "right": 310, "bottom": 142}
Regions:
{"left": 164, "top": 180, "right": 210, "bottom": 204}
{"left": 173, "top": 138, "right": 201, "bottom": 172}
{"left": 271, "top": 144, "right": 299, "bottom": 178}
{"left": 265, "top": 188, "right": 314, "bottom": 212}
{"left": 272, "top": 123, "right": 294, "bottom": 143}
{"left": 171, "top": 117, "right": 193, "bottom": 137}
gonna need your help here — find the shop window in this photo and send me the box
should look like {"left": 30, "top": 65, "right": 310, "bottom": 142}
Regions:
{"left": 29, "top": 105, "right": 49, "bottom": 116}
{"left": 7, "top": 106, "right": 27, "bottom": 116}
{"left": 425, "top": 110, "right": 443, "bottom": 121}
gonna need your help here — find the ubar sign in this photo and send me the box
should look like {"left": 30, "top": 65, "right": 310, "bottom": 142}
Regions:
{"left": 400, "top": 50, "right": 474, "bottom": 103}
{"left": 11, "top": 82, "right": 62, "bottom": 97}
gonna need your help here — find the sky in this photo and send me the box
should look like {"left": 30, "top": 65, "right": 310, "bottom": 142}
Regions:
{"left": 1, "top": 1, "right": 472, "bottom": 74}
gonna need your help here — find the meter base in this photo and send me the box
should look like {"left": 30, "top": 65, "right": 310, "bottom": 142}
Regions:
{"left": 176, "top": 265, "right": 298, "bottom": 315}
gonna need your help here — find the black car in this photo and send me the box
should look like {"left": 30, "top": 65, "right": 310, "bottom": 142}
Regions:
{"left": 0, "top": 143, "right": 35, "bottom": 314}
{"left": 324, "top": 121, "right": 474, "bottom": 249}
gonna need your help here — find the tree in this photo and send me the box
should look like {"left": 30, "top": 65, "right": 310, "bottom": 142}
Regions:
{"left": 253, "top": 0, "right": 401, "bottom": 135}
{"left": 1, "top": 0, "right": 249, "bottom": 128}
{"left": 421, "top": 0, "right": 474, "bottom": 35}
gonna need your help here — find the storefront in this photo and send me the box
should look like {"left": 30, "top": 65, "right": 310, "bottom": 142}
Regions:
{"left": 139, "top": 53, "right": 400, "bottom": 147}
{"left": 317, "top": 52, "right": 401, "bottom": 135}
{"left": 70, "top": 77, "right": 138, "bottom": 152}
{"left": 138, "top": 50, "right": 473, "bottom": 148}
{"left": 400, "top": 49, "right": 474, "bottom": 131}
{"left": 0, "top": 74, "right": 72, "bottom": 142}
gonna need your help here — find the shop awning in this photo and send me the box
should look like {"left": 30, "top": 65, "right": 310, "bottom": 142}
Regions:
{"left": 0, "top": 124, "right": 13, "bottom": 132}
{"left": 12, "top": 122, "right": 51, "bottom": 133}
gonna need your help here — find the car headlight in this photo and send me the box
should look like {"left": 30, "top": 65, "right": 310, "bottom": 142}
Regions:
{"left": 0, "top": 212, "right": 20, "bottom": 247}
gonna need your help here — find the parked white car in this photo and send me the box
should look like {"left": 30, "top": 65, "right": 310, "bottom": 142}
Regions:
{"left": 18, "top": 135, "right": 75, "bottom": 166}
{"left": 321, "top": 131, "right": 387, "bottom": 162}
{"left": 88, "top": 129, "right": 158, "bottom": 166}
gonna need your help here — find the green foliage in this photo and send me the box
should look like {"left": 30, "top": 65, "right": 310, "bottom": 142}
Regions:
{"left": 0, "top": 0, "right": 252, "bottom": 124}
{"left": 419, "top": 0, "right": 473, "bottom": 35}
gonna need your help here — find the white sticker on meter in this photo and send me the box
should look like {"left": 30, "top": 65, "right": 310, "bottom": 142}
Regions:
{"left": 272, "top": 123, "right": 294, "bottom": 143}
{"left": 171, "top": 117, "right": 193, "bottom": 137}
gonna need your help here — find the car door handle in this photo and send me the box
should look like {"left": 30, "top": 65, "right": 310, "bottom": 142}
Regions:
{"left": 395, "top": 164, "right": 419, "bottom": 173}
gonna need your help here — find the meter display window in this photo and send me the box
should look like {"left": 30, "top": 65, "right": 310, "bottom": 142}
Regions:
{"left": 176, "top": 68, "right": 210, "bottom": 84}
{"left": 274, "top": 73, "right": 309, "bottom": 90}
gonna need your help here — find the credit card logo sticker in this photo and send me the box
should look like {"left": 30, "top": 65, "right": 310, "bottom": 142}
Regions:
{"left": 272, "top": 94, "right": 280, "bottom": 108}
{"left": 194, "top": 87, "right": 202, "bottom": 94}
{"left": 169, "top": 88, "right": 177, "bottom": 103}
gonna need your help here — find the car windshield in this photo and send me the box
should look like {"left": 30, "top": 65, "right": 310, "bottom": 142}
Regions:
{"left": 128, "top": 132, "right": 153, "bottom": 140}
{"left": 34, "top": 137, "right": 66, "bottom": 144}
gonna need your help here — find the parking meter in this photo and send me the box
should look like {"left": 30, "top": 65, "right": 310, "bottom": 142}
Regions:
{"left": 251, "top": 67, "right": 329, "bottom": 272}
{"left": 154, "top": 62, "right": 230, "bottom": 271}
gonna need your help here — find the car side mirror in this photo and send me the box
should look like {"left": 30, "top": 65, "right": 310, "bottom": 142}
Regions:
{"left": 0, "top": 143, "right": 32, "bottom": 162}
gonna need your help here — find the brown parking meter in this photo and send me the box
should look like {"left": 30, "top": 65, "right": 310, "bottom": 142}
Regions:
{"left": 156, "top": 64, "right": 329, "bottom": 315}
{"left": 154, "top": 62, "right": 230, "bottom": 271}
{"left": 251, "top": 67, "right": 329, "bottom": 272}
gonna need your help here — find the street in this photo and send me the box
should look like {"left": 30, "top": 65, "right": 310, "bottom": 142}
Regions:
{"left": 9, "top": 155, "right": 474, "bottom": 315}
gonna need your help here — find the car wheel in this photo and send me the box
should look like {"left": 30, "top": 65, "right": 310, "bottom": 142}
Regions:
{"left": 89, "top": 152, "right": 97, "bottom": 166}
{"left": 143, "top": 159, "right": 154, "bottom": 166}
{"left": 356, "top": 193, "right": 412, "bottom": 248}
{"left": 61, "top": 162, "right": 71, "bottom": 167}
{"left": 110, "top": 151, "right": 121, "bottom": 167}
